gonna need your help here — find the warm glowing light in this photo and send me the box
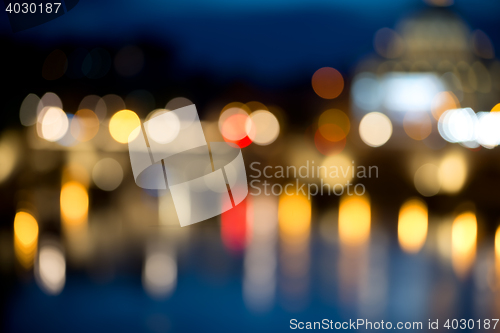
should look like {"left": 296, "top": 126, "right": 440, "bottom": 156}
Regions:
{"left": 398, "top": 198, "right": 428, "bottom": 253}
{"left": 92, "top": 158, "right": 123, "bottom": 191}
{"left": 318, "top": 109, "right": 350, "bottom": 141}
{"left": 35, "top": 244, "right": 66, "bottom": 295}
{"left": 436, "top": 220, "right": 452, "bottom": 261}
{"left": 414, "top": 163, "right": 440, "bottom": 197}
{"left": 221, "top": 113, "right": 255, "bottom": 148}
{"left": 495, "top": 225, "right": 500, "bottom": 260}
{"left": 319, "top": 124, "right": 346, "bottom": 142}
{"left": 438, "top": 151, "right": 467, "bottom": 194}
{"left": 451, "top": 211, "right": 477, "bottom": 278}
{"left": 338, "top": 194, "right": 370, "bottom": 247}
{"left": 109, "top": 110, "right": 141, "bottom": 144}
{"left": 359, "top": 112, "right": 392, "bottom": 147}
{"left": 219, "top": 107, "right": 251, "bottom": 145}
{"left": 70, "top": 109, "right": 100, "bottom": 142}
{"left": 403, "top": 111, "right": 432, "bottom": 141}
{"left": 222, "top": 114, "right": 249, "bottom": 141}
{"left": 246, "top": 111, "right": 279, "bottom": 145}
{"left": 278, "top": 191, "right": 311, "bottom": 241}
{"left": 496, "top": 225, "right": 500, "bottom": 284}
{"left": 314, "top": 126, "right": 346, "bottom": 155}
{"left": 0, "top": 131, "right": 19, "bottom": 184}
{"left": 147, "top": 110, "right": 180, "bottom": 144}
{"left": 320, "top": 154, "right": 353, "bottom": 187}
{"left": 219, "top": 106, "right": 248, "bottom": 126}
{"left": 431, "top": 91, "right": 459, "bottom": 121}
{"left": 60, "top": 181, "right": 88, "bottom": 226}
{"left": 278, "top": 191, "right": 310, "bottom": 308}
{"left": 38, "top": 106, "right": 69, "bottom": 142}
{"left": 14, "top": 211, "right": 39, "bottom": 268}
{"left": 312, "top": 67, "right": 344, "bottom": 99}
{"left": 14, "top": 212, "right": 38, "bottom": 247}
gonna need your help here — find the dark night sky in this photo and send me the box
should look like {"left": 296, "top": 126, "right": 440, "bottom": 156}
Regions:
{"left": 1, "top": 0, "right": 499, "bottom": 85}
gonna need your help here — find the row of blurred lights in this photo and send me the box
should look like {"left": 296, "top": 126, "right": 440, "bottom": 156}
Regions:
{"left": 12, "top": 90, "right": 486, "bottom": 199}
{"left": 218, "top": 102, "right": 280, "bottom": 147}
{"left": 12, "top": 189, "right": 497, "bottom": 300}
{"left": 20, "top": 93, "right": 283, "bottom": 149}
{"left": 27, "top": 85, "right": 498, "bottom": 169}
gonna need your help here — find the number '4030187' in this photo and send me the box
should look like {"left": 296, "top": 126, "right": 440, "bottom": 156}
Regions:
{"left": 5, "top": 3, "right": 61, "bottom": 14}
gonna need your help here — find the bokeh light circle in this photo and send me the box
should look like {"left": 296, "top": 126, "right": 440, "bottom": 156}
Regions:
{"left": 431, "top": 91, "right": 460, "bottom": 120}
{"left": 92, "top": 158, "right": 124, "bottom": 191}
{"left": 165, "top": 97, "right": 193, "bottom": 111}
{"left": 320, "top": 154, "right": 353, "bottom": 186}
{"left": 218, "top": 107, "right": 248, "bottom": 132}
{"left": 60, "top": 181, "right": 88, "bottom": 223}
{"left": 109, "top": 110, "right": 141, "bottom": 144}
{"left": 38, "top": 107, "right": 69, "bottom": 142}
{"left": 311, "top": 67, "right": 344, "bottom": 99}
{"left": 20, "top": 93, "right": 41, "bottom": 127}
{"left": 36, "top": 244, "right": 66, "bottom": 295}
{"left": 221, "top": 114, "right": 255, "bottom": 148}
{"left": 491, "top": 103, "right": 500, "bottom": 112}
{"left": 246, "top": 110, "right": 280, "bottom": 145}
{"left": 403, "top": 111, "right": 432, "bottom": 141}
{"left": 70, "top": 109, "right": 100, "bottom": 142}
{"left": 318, "top": 109, "right": 350, "bottom": 141}
{"left": 414, "top": 164, "right": 440, "bottom": 197}
{"left": 314, "top": 127, "right": 346, "bottom": 155}
{"left": 359, "top": 112, "right": 392, "bottom": 147}
{"left": 147, "top": 111, "right": 180, "bottom": 144}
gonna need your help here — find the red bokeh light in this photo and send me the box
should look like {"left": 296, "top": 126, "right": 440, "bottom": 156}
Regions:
{"left": 221, "top": 114, "right": 255, "bottom": 148}
{"left": 221, "top": 196, "right": 250, "bottom": 253}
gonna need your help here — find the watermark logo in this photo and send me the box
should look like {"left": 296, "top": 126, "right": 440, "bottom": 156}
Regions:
{"left": 128, "top": 104, "right": 248, "bottom": 227}
{"left": 248, "top": 160, "right": 378, "bottom": 199}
